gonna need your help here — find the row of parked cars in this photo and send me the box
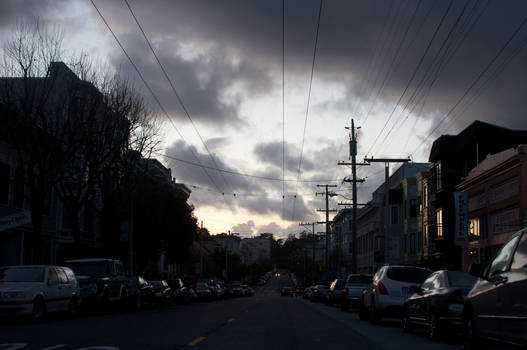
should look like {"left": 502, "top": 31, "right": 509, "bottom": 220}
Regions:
{"left": 301, "top": 228, "right": 527, "bottom": 349}
{"left": 0, "top": 257, "right": 254, "bottom": 321}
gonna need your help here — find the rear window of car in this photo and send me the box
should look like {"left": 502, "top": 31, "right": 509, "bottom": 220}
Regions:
{"left": 347, "top": 275, "right": 372, "bottom": 284}
{"left": 0, "top": 267, "right": 45, "bottom": 282}
{"left": 67, "top": 262, "right": 110, "bottom": 275}
{"left": 447, "top": 271, "right": 478, "bottom": 288}
{"left": 387, "top": 267, "right": 431, "bottom": 284}
{"left": 335, "top": 280, "right": 346, "bottom": 289}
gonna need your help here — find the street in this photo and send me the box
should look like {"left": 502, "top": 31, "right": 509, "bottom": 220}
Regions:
{"left": 0, "top": 273, "right": 466, "bottom": 350}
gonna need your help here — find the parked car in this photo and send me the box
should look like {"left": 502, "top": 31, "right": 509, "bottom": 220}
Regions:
{"left": 229, "top": 282, "right": 244, "bottom": 297}
{"left": 361, "top": 265, "right": 432, "bottom": 323}
{"left": 148, "top": 280, "right": 172, "bottom": 305}
{"left": 127, "top": 276, "right": 154, "bottom": 310}
{"left": 303, "top": 286, "right": 314, "bottom": 299}
{"left": 245, "top": 285, "right": 255, "bottom": 296}
{"left": 167, "top": 278, "right": 192, "bottom": 303}
{"left": 281, "top": 286, "right": 294, "bottom": 296}
{"left": 310, "top": 285, "right": 329, "bottom": 302}
{"left": 65, "top": 258, "right": 129, "bottom": 310}
{"left": 195, "top": 281, "right": 212, "bottom": 300}
{"left": 463, "top": 228, "right": 527, "bottom": 349}
{"left": 325, "top": 278, "right": 347, "bottom": 306}
{"left": 402, "top": 270, "right": 478, "bottom": 339}
{"left": 0, "top": 265, "right": 80, "bottom": 320}
{"left": 341, "top": 274, "right": 373, "bottom": 311}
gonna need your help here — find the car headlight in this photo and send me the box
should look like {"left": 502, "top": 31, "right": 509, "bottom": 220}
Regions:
{"left": 3, "top": 291, "right": 26, "bottom": 299}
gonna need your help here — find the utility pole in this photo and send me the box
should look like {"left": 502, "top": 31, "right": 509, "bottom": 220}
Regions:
{"left": 316, "top": 184, "right": 337, "bottom": 282}
{"left": 225, "top": 230, "right": 230, "bottom": 281}
{"left": 338, "top": 118, "right": 369, "bottom": 274}
{"left": 300, "top": 222, "right": 317, "bottom": 283}
{"left": 200, "top": 221, "right": 204, "bottom": 278}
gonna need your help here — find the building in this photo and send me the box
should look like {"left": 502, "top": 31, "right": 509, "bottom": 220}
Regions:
{"left": 356, "top": 162, "right": 429, "bottom": 273}
{"left": 457, "top": 145, "right": 527, "bottom": 270}
{"left": 240, "top": 237, "right": 271, "bottom": 265}
{"left": 426, "top": 121, "right": 527, "bottom": 269}
{"left": 330, "top": 208, "right": 353, "bottom": 277}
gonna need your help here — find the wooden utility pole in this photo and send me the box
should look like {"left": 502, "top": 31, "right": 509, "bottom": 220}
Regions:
{"left": 338, "top": 118, "right": 369, "bottom": 274}
{"left": 316, "top": 184, "right": 337, "bottom": 282}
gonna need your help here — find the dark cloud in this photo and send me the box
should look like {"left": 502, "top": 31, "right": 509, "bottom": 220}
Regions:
{"left": 253, "top": 141, "right": 315, "bottom": 172}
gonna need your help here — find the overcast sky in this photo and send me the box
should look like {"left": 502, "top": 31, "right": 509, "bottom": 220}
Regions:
{"left": 2, "top": 0, "right": 527, "bottom": 237}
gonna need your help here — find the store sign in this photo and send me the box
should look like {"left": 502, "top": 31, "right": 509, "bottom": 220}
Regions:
{"left": 454, "top": 192, "right": 468, "bottom": 245}
{"left": 0, "top": 210, "right": 31, "bottom": 231}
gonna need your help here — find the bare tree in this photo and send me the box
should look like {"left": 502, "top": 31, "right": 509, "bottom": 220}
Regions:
{"left": 0, "top": 19, "right": 161, "bottom": 262}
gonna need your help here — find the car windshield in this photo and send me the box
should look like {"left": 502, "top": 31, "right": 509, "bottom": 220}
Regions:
{"left": 347, "top": 275, "right": 372, "bottom": 284}
{"left": 67, "top": 262, "right": 110, "bottom": 275}
{"left": 196, "top": 283, "right": 208, "bottom": 289}
{"left": 150, "top": 281, "right": 162, "bottom": 287}
{"left": 387, "top": 268, "right": 431, "bottom": 284}
{"left": 447, "top": 271, "right": 478, "bottom": 288}
{"left": 0, "top": 267, "right": 45, "bottom": 282}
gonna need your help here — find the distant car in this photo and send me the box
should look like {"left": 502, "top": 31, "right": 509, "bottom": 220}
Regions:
{"left": 303, "top": 286, "right": 314, "bottom": 299}
{"left": 311, "top": 285, "right": 329, "bottom": 302}
{"left": 361, "top": 265, "right": 432, "bottom": 323}
{"left": 402, "top": 270, "right": 478, "bottom": 339}
{"left": 65, "top": 258, "right": 128, "bottom": 310}
{"left": 463, "top": 228, "right": 527, "bottom": 349}
{"left": 167, "top": 278, "right": 192, "bottom": 303}
{"left": 325, "top": 279, "right": 347, "bottom": 306}
{"left": 0, "top": 265, "right": 80, "bottom": 320}
{"left": 127, "top": 276, "right": 154, "bottom": 310}
{"left": 148, "top": 280, "right": 172, "bottom": 305}
{"left": 341, "top": 274, "right": 372, "bottom": 311}
{"left": 229, "top": 282, "right": 244, "bottom": 297}
{"left": 281, "top": 286, "right": 294, "bottom": 296}
{"left": 195, "top": 282, "right": 212, "bottom": 300}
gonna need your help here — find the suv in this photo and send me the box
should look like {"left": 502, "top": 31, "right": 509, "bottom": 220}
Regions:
{"left": 325, "top": 279, "right": 346, "bottom": 306}
{"left": 65, "top": 258, "right": 128, "bottom": 309}
{"left": 0, "top": 265, "right": 80, "bottom": 320}
{"left": 341, "top": 274, "right": 372, "bottom": 311}
{"left": 463, "top": 228, "right": 527, "bottom": 349}
{"left": 361, "top": 265, "right": 431, "bottom": 323}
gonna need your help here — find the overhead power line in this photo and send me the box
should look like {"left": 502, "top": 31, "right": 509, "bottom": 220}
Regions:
{"left": 123, "top": 0, "right": 233, "bottom": 195}
{"left": 89, "top": 0, "right": 223, "bottom": 195}
{"left": 292, "top": 0, "right": 324, "bottom": 221}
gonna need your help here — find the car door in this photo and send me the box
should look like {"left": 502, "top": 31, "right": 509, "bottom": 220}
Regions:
{"left": 45, "top": 268, "right": 62, "bottom": 312}
{"left": 56, "top": 267, "right": 72, "bottom": 311}
{"left": 473, "top": 234, "right": 520, "bottom": 338}
{"left": 498, "top": 231, "right": 527, "bottom": 345}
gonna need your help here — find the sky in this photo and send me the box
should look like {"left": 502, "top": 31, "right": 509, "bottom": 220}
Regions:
{"left": 1, "top": 0, "right": 527, "bottom": 238}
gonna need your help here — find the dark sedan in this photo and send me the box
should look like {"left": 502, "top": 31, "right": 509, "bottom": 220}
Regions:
{"left": 148, "top": 280, "right": 172, "bottom": 305}
{"left": 403, "top": 270, "right": 477, "bottom": 339}
{"left": 310, "top": 285, "right": 329, "bottom": 302}
{"left": 127, "top": 276, "right": 154, "bottom": 310}
{"left": 281, "top": 286, "right": 294, "bottom": 296}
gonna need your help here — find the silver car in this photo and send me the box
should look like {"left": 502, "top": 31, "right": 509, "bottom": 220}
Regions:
{"left": 0, "top": 265, "right": 80, "bottom": 320}
{"left": 463, "top": 228, "right": 527, "bottom": 349}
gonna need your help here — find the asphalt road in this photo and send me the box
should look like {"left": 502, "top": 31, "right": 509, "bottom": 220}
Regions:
{"left": 0, "top": 272, "right": 464, "bottom": 350}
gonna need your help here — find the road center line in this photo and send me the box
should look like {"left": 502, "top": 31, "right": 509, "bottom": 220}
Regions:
{"left": 186, "top": 336, "right": 206, "bottom": 346}
{"left": 39, "top": 345, "right": 67, "bottom": 350}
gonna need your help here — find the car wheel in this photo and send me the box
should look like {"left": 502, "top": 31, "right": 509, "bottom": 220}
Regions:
{"left": 464, "top": 313, "right": 483, "bottom": 350}
{"left": 31, "top": 297, "right": 46, "bottom": 321}
{"left": 402, "top": 308, "right": 412, "bottom": 333}
{"left": 369, "top": 298, "right": 380, "bottom": 324}
{"left": 428, "top": 313, "right": 440, "bottom": 340}
{"left": 68, "top": 297, "right": 78, "bottom": 318}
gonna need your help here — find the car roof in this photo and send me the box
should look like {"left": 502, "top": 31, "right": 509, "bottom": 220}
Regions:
{"left": 65, "top": 258, "right": 117, "bottom": 263}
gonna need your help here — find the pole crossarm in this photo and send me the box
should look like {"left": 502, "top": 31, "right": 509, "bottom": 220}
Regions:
{"left": 337, "top": 202, "right": 368, "bottom": 206}
{"left": 363, "top": 157, "right": 411, "bottom": 163}
{"left": 338, "top": 161, "right": 370, "bottom": 166}
{"left": 342, "top": 178, "right": 365, "bottom": 183}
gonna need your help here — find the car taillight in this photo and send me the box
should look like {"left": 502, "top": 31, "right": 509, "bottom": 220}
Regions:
{"left": 377, "top": 281, "right": 389, "bottom": 295}
{"left": 447, "top": 290, "right": 463, "bottom": 304}
{"left": 282, "top": 289, "right": 285, "bottom": 293}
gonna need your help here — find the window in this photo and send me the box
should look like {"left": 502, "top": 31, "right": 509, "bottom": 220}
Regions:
{"left": 410, "top": 199, "right": 417, "bottom": 218}
{"left": 489, "top": 235, "right": 520, "bottom": 276}
{"left": 469, "top": 217, "right": 480, "bottom": 237}
{"left": 436, "top": 209, "right": 443, "bottom": 238}
{"left": 391, "top": 206, "right": 399, "bottom": 225}
{"left": 56, "top": 268, "right": 69, "bottom": 284}
{"left": 511, "top": 233, "right": 527, "bottom": 270}
{"left": 47, "top": 268, "right": 58, "bottom": 284}
{"left": 0, "top": 162, "right": 9, "bottom": 205}
{"left": 423, "top": 185, "right": 428, "bottom": 208}
{"left": 436, "top": 162, "right": 442, "bottom": 190}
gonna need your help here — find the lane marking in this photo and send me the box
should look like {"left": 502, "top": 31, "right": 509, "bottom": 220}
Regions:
{"left": 40, "top": 346, "right": 67, "bottom": 350}
{"left": 186, "top": 336, "right": 206, "bottom": 346}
